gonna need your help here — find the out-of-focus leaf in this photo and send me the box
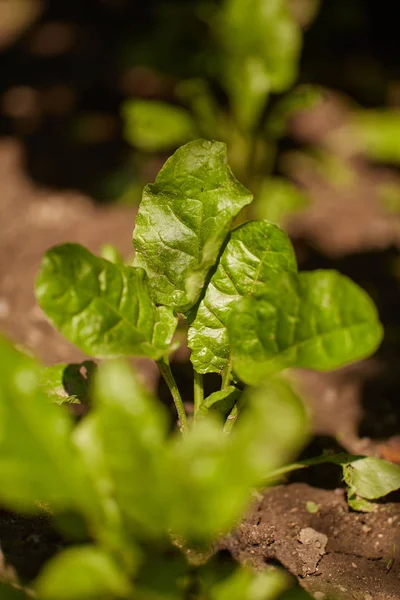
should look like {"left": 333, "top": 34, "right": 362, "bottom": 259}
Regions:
{"left": 210, "top": 566, "right": 290, "bottom": 600}
{"left": 254, "top": 178, "right": 308, "bottom": 225}
{"left": 176, "top": 78, "right": 222, "bottom": 139}
{"left": 133, "top": 140, "right": 252, "bottom": 312}
{"left": 36, "top": 244, "right": 177, "bottom": 359}
{"left": 265, "top": 85, "right": 323, "bottom": 138}
{"left": 229, "top": 270, "right": 383, "bottom": 384}
{"left": 343, "top": 457, "right": 400, "bottom": 500}
{"left": 167, "top": 376, "right": 307, "bottom": 542}
{"left": 354, "top": 110, "right": 400, "bottom": 164}
{"left": 39, "top": 361, "right": 96, "bottom": 405}
{"left": 122, "top": 99, "right": 197, "bottom": 151}
{"left": 217, "top": 0, "right": 302, "bottom": 130}
{"left": 100, "top": 244, "right": 124, "bottom": 264}
{"left": 35, "top": 546, "right": 132, "bottom": 600}
{"left": 188, "top": 220, "right": 296, "bottom": 374}
{"left": 87, "top": 360, "right": 171, "bottom": 538}
{"left": 0, "top": 583, "right": 31, "bottom": 600}
{"left": 0, "top": 337, "right": 97, "bottom": 514}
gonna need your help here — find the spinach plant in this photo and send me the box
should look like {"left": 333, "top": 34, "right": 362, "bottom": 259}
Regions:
{"left": 36, "top": 139, "right": 383, "bottom": 434}
{"left": 121, "top": 0, "right": 320, "bottom": 224}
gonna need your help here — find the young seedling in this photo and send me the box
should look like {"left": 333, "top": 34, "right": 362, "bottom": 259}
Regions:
{"left": 36, "top": 139, "right": 383, "bottom": 434}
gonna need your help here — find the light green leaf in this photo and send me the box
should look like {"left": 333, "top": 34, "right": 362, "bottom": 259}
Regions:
{"left": 122, "top": 99, "right": 197, "bottom": 151}
{"left": 343, "top": 457, "right": 400, "bottom": 500}
{"left": 36, "top": 243, "right": 177, "bottom": 359}
{"left": 39, "top": 361, "right": 96, "bottom": 405}
{"left": 87, "top": 359, "right": 171, "bottom": 538}
{"left": 254, "top": 178, "right": 308, "bottom": 225}
{"left": 198, "top": 385, "right": 240, "bottom": 417}
{"left": 133, "top": 140, "right": 252, "bottom": 312}
{"left": 218, "top": 0, "right": 301, "bottom": 130}
{"left": 188, "top": 220, "right": 296, "bottom": 374}
{"left": 167, "top": 376, "right": 307, "bottom": 542}
{"left": 229, "top": 270, "right": 383, "bottom": 384}
{"left": 35, "top": 546, "right": 132, "bottom": 600}
{"left": 0, "top": 336, "right": 96, "bottom": 514}
{"left": 354, "top": 109, "right": 400, "bottom": 164}
{"left": 210, "top": 567, "right": 290, "bottom": 600}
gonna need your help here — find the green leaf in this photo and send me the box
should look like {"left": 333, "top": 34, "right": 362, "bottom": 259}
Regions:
{"left": 218, "top": 0, "right": 301, "bottom": 130}
{"left": 229, "top": 270, "right": 383, "bottom": 384}
{"left": 354, "top": 109, "right": 400, "bottom": 164}
{"left": 210, "top": 567, "right": 290, "bottom": 600}
{"left": 198, "top": 386, "right": 241, "bottom": 417}
{"left": 36, "top": 243, "right": 177, "bottom": 359}
{"left": 254, "top": 178, "right": 308, "bottom": 225}
{"left": 0, "top": 336, "right": 96, "bottom": 513}
{"left": 35, "top": 546, "right": 132, "bottom": 600}
{"left": 122, "top": 99, "right": 197, "bottom": 151}
{"left": 343, "top": 457, "right": 400, "bottom": 500}
{"left": 133, "top": 140, "right": 252, "bottom": 312}
{"left": 167, "top": 376, "right": 307, "bottom": 542}
{"left": 86, "top": 359, "right": 171, "bottom": 538}
{"left": 40, "top": 361, "right": 96, "bottom": 405}
{"left": 188, "top": 220, "right": 296, "bottom": 374}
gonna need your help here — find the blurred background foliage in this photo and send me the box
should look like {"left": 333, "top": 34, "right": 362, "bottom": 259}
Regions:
{"left": 0, "top": 0, "right": 399, "bottom": 207}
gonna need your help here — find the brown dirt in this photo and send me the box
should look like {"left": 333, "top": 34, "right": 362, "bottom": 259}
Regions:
{"left": 221, "top": 483, "right": 400, "bottom": 600}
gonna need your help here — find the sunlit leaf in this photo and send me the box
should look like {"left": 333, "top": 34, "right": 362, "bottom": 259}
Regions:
{"left": 133, "top": 140, "right": 252, "bottom": 312}
{"left": 229, "top": 270, "right": 383, "bottom": 384}
{"left": 343, "top": 457, "right": 400, "bottom": 500}
{"left": 189, "top": 220, "right": 296, "bottom": 374}
{"left": 36, "top": 244, "right": 177, "bottom": 359}
{"left": 354, "top": 109, "right": 400, "bottom": 164}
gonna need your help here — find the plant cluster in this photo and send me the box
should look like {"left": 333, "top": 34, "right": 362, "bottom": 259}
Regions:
{"left": 2, "top": 139, "right": 400, "bottom": 599}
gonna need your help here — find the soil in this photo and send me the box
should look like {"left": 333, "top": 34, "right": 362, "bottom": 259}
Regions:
{"left": 1, "top": 130, "right": 400, "bottom": 599}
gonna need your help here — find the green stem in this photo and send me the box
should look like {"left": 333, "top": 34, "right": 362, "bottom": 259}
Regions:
{"left": 157, "top": 357, "right": 188, "bottom": 433}
{"left": 193, "top": 370, "right": 204, "bottom": 416}
{"left": 223, "top": 393, "right": 245, "bottom": 435}
{"left": 221, "top": 360, "right": 232, "bottom": 390}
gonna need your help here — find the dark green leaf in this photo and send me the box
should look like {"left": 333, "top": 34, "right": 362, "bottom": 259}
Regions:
{"left": 0, "top": 583, "right": 31, "bottom": 599}
{"left": 188, "top": 220, "right": 296, "bottom": 374}
{"left": 229, "top": 270, "right": 383, "bottom": 384}
{"left": 122, "top": 99, "right": 197, "bottom": 151}
{"left": 133, "top": 140, "right": 252, "bottom": 313}
{"left": 36, "top": 244, "right": 177, "bottom": 359}
{"left": 35, "top": 546, "right": 132, "bottom": 600}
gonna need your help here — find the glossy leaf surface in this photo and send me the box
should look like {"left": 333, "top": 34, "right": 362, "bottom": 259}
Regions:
{"left": 189, "top": 220, "right": 296, "bottom": 373}
{"left": 36, "top": 243, "right": 177, "bottom": 359}
{"left": 122, "top": 99, "right": 197, "bottom": 151}
{"left": 343, "top": 457, "right": 400, "bottom": 500}
{"left": 229, "top": 270, "right": 383, "bottom": 384}
{"left": 133, "top": 140, "right": 252, "bottom": 312}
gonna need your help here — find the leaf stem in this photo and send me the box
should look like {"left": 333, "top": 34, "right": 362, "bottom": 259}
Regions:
{"left": 223, "top": 393, "right": 245, "bottom": 435}
{"left": 193, "top": 370, "right": 204, "bottom": 415}
{"left": 221, "top": 360, "right": 232, "bottom": 390}
{"left": 157, "top": 357, "right": 188, "bottom": 433}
